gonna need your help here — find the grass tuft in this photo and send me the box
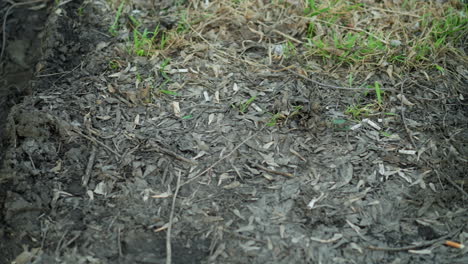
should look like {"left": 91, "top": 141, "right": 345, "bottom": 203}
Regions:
{"left": 108, "top": 1, "right": 125, "bottom": 36}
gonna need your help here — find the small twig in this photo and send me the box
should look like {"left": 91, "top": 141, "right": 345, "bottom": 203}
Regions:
{"left": 287, "top": 68, "right": 397, "bottom": 92}
{"left": 399, "top": 80, "right": 417, "bottom": 149}
{"left": 181, "top": 128, "right": 264, "bottom": 187}
{"left": 35, "top": 63, "right": 81, "bottom": 78}
{"left": 82, "top": 145, "right": 97, "bottom": 186}
{"left": 256, "top": 21, "right": 303, "bottom": 44}
{"left": 28, "top": 153, "right": 36, "bottom": 170}
{"left": 55, "top": 230, "right": 68, "bottom": 255}
{"left": 146, "top": 144, "right": 198, "bottom": 165}
{"left": 231, "top": 162, "right": 243, "bottom": 181}
{"left": 166, "top": 170, "right": 182, "bottom": 264}
{"left": 72, "top": 128, "right": 122, "bottom": 158}
{"left": 61, "top": 232, "right": 80, "bottom": 250}
{"left": 117, "top": 227, "right": 123, "bottom": 257}
{"left": 367, "top": 225, "right": 464, "bottom": 252}
{"left": 271, "top": 29, "right": 303, "bottom": 44}
{"left": 252, "top": 163, "right": 294, "bottom": 178}
{"left": 367, "top": 242, "right": 438, "bottom": 252}
{"left": 442, "top": 171, "right": 468, "bottom": 198}
{"left": 289, "top": 148, "right": 306, "bottom": 161}
{"left": 347, "top": 219, "right": 369, "bottom": 241}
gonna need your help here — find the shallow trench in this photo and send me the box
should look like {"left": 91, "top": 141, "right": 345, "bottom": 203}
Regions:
{"left": 0, "top": 1, "right": 79, "bottom": 262}
{"left": 0, "top": 1, "right": 52, "bottom": 165}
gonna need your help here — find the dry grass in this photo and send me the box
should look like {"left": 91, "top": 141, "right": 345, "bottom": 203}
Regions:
{"left": 148, "top": 0, "right": 467, "bottom": 79}
{"left": 104, "top": 0, "right": 466, "bottom": 113}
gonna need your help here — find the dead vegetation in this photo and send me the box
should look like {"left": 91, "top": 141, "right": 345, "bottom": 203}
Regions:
{"left": 1, "top": 0, "right": 467, "bottom": 263}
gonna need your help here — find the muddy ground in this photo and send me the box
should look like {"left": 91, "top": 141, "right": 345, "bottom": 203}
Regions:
{"left": 0, "top": 0, "right": 467, "bottom": 263}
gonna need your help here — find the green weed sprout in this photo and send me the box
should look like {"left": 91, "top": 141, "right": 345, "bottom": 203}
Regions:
{"left": 158, "top": 58, "right": 172, "bottom": 93}
{"left": 373, "top": 81, "right": 382, "bottom": 105}
{"left": 267, "top": 113, "right": 282, "bottom": 127}
{"left": 239, "top": 95, "right": 257, "bottom": 113}
{"left": 130, "top": 23, "right": 167, "bottom": 57}
{"left": 109, "top": 2, "right": 125, "bottom": 36}
{"left": 346, "top": 104, "right": 370, "bottom": 119}
{"left": 133, "top": 26, "right": 157, "bottom": 56}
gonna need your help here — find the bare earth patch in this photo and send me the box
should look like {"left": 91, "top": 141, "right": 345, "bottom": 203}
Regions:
{"left": 0, "top": 0, "right": 467, "bottom": 263}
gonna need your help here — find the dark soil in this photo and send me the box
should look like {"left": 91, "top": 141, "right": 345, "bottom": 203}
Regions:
{"left": 1, "top": 1, "right": 467, "bottom": 264}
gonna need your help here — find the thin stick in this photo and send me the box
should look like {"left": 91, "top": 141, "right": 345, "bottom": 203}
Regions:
{"left": 118, "top": 227, "right": 123, "bottom": 257}
{"left": 271, "top": 29, "right": 303, "bottom": 44}
{"left": 146, "top": 144, "right": 198, "bottom": 165}
{"left": 367, "top": 242, "right": 439, "bottom": 252}
{"left": 399, "top": 80, "right": 417, "bottom": 149}
{"left": 82, "top": 145, "right": 97, "bottom": 186}
{"left": 166, "top": 170, "right": 182, "bottom": 264}
{"left": 181, "top": 129, "right": 263, "bottom": 187}
{"left": 367, "top": 225, "right": 464, "bottom": 252}
{"left": 35, "top": 63, "right": 81, "bottom": 78}
{"left": 443, "top": 172, "right": 468, "bottom": 198}
{"left": 72, "top": 128, "right": 122, "bottom": 158}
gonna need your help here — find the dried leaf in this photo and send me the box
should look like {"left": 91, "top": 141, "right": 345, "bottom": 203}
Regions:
{"left": 310, "top": 233, "right": 343, "bottom": 243}
{"left": 50, "top": 160, "right": 62, "bottom": 174}
{"left": 223, "top": 181, "right": 241, "bottom": 189}
{"left": 397, "top": 94, "right": 415, "bottom": 106}
{"left": 172, "top": 101, "right": 181, "bottom": 117}
{"left": 107, "top": 84, "right": 116, "bottom": 93}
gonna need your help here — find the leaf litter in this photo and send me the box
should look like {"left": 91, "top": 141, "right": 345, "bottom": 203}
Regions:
{"left": 0, "top": 0, "right": 467, "bottom": 263}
